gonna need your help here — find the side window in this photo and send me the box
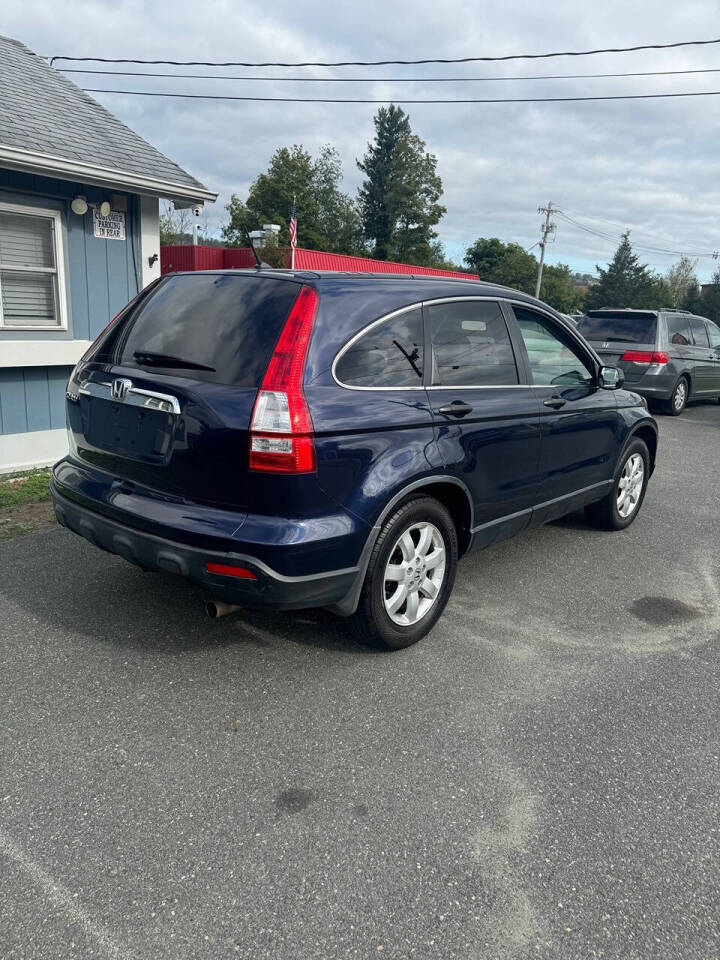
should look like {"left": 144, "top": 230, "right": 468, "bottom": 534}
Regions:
{"left": 335, "top": 307, "right": 423, "bottom": 388}
{"left": 513, "top": 307, "right": 594, "bottom": 386}
{"left": 426, "top": 299, "right": 518, "bottom": 386}
{"left": 689, "top": 317, "right": 710, "bottom": 348}
{"left": 707, "top": 321, "right": 720, "bottom": 349}
{"left": 666, "top": 315, "right": 691, "bottom": 346}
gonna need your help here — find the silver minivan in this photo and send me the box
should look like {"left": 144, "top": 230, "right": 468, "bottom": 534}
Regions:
{"left": 576, "top": 309, "right": 720, "bottom": 415}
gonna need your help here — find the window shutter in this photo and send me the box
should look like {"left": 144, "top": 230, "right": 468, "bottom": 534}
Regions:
{"left": 0, "top": 210, "right": 61, "bottom": 327}
{"left": 0, "top": 271, "right": 58, "bottom": 326}
{"left": 0, "top": 212, "right": 55, "bottom": 268}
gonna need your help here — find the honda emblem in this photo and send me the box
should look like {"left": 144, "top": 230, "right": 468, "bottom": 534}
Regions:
{"left": 111, "top": 377, "right": 132, "bottom": 401}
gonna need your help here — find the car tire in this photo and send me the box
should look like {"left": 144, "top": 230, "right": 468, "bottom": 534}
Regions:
{"left": 662, "top": 376, "right": 689, "bottom": 416}
{"left": 585, "top": 438, "right": 650, "bottom": 531}
{"left": 348, "top": 496, "right": 458, "bottom": 650}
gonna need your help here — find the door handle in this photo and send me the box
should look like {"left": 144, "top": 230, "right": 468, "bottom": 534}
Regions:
{"left": 543, "top": 396, "right": 567, "bottom": 409}
{"left": 437, "top": 401, "right": 473, "bottom": 418}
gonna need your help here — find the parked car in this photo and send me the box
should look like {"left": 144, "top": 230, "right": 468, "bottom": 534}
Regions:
{"left": 51, "top": 272, "right": 658, "bottom": 649}
{"left": 576, "top": 308, "right": 720, "bottom": 415}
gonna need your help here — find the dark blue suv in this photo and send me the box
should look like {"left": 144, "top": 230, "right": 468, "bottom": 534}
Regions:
{"left": 51, "top": 271, "right": 658, "bottom": 649}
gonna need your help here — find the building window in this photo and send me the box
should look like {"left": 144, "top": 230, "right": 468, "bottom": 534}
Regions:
{"left": 0, "top": 202, "right": 67, "bottom": 329}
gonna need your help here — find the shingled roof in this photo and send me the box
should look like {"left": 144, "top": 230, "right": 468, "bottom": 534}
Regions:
{"left": 0, "top": 34, "right": 215, "bottom": 204}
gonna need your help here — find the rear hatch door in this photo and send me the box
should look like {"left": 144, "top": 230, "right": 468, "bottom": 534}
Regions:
{"left": 576, "top": 311, "right": 658, "bottom": 382}
{"left": 69, "top": 272, "right": 302, "bottom": 508}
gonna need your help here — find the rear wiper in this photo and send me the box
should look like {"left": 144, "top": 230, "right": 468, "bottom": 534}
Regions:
{"left": 133, "top": 351, "right": 216, "bottom": 372}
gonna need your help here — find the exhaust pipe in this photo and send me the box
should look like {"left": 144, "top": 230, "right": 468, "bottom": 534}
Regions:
{"left": 206, "top": 599, "right": 241, "bottom": 619}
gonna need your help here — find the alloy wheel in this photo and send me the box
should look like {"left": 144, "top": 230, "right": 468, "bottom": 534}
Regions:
{"left": 673, "top": 380, "right": 687, "bottom": 411}
{"left": 383, "top": 522, "right": 447, "bottom": 626}
{"left": 617, "top": 453, "right": 645, "bottom": 519}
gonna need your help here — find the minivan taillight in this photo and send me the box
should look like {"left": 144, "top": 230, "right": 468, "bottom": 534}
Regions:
{"left": 249, "top": 285, "right": 318, "bottom": 473}
{"left": 621, "top": 350, "right": 668, "bottom": 365}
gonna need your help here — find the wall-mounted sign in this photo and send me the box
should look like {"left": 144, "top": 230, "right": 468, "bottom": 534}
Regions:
{"left": 93, "top": 209, "right": 125, "bottom": 240}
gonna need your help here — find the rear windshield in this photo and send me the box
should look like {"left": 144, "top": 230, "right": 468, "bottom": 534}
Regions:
{"left": 576, "top": 312, "right": 657, "bottom": 344}
{"left": 93, "top": 274, "right": 301, "bottom": 386}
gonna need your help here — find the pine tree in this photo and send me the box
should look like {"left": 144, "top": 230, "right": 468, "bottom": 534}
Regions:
{"left": 357, "top": 105, "right": 445, "bottom": 264}
{"left": 585, "top": 232, "right": 661, "bottom": 310}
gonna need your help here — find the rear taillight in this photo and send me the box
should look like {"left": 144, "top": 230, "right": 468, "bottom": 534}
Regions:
{"left": 621, "top": 350, "right": 668, "bottom": 365}
{"left": 249, "top": 285, "right": 318, "bottom": 473}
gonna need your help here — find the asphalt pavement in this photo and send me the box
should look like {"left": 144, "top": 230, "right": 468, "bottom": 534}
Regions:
{"left": 1, "top": 402, "right": 718, "bottom": 960}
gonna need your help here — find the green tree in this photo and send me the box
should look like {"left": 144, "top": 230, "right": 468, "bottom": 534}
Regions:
{"left": 541, "top": 263, "right": 585, "bottom": 313}
{"left": 464, "top": 237, "right": 583, "bottom": 311}
{"left": 701, "top": 265, "right": 720, "bottom": 324}
{"left": 664, "top": 256, "right": 699, "bottom": 307}
{"left": 464, "top": 237, "right": 512, "bottom": 278}
{"left": 357, "top": 105, "right": 446, "bottom": 264}
{"left": 464, "top": 237, "right": 537, "bottom": 293}
{"left": 222, "top": 144, "right": 362, "bottom": 253}
{"left": 585, "top": 232, "right": 662, "bottom": 310}
{"left": 159, "top": 202, "right": 190, "bottom": 245}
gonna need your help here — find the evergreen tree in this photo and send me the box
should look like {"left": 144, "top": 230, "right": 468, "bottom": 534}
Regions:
{"left": 585, "top": 232, "right": 661, "bottom": 310}
{"left": 357, "top": 105, "right": 445, "bottom": 264}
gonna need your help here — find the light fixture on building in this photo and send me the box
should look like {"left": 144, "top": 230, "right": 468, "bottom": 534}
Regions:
{"left": 99, "top": 200, "right": 112, "bottom": 217}
{"left": 71, "top": 195, "right": 88, "bottom": 215}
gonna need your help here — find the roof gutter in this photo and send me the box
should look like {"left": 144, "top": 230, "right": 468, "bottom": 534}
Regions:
{"left": 0, "top": 144, "right": 217, "bottom": 204}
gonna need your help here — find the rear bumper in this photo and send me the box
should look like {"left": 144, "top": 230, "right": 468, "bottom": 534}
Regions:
{"left": 51, "top": 482, "right": 360, "bottom": 611}
{"left": 622, "top": 370, "right": 676, "bottom": 401}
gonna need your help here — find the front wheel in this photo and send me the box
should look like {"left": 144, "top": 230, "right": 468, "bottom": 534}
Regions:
{"left": 585, "top": 438, "right": 650, "bottom": 531}
{"left": 349, "top": 496, "right": 458, "bottom": 650}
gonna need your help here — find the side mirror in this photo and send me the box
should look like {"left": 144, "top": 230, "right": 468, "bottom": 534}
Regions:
{"left": 599, "top": 366, "right": 625, "bottom": 390}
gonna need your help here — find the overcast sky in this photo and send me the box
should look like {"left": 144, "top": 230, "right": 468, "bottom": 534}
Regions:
{"left": 5, "top": 1, "right": 720, "bottom": 279}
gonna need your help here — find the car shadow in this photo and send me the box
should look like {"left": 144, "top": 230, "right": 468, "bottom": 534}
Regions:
{"left": 1, "top": 528, "right": 375, "bottom": 658}
{"left": 548, "top": 508, "right": 600, "bottom": 532}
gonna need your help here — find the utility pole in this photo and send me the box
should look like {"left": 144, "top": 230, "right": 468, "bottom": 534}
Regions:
{"left": 535, "top": 201, "right": 558, "bottom": 299}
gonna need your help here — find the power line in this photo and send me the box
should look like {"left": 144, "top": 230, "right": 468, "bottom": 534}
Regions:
{"left": 57, "top": 66, "right": 720, "bottom": 82}
{"left": 82, "top": 87, "right": 720, "bottom": 104}
{"left": 50, "top": 36, "right": 720, "bottom": 68}
{"left": 563, "top": 208, "right": 720, "bottom": 250}
{"left": 556, "top": 211, "right": 718, "bottom": 257}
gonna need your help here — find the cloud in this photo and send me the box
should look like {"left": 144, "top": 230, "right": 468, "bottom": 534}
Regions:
{"left": 6, "top": 0, "right": 720, "bottom": 278}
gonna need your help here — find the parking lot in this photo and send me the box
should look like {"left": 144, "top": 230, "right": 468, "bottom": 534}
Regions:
{"left": 1, "top": 403, "right": 718, "bottom": 960}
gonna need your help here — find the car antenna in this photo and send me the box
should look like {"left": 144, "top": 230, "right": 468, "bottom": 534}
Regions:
{"left": 243, "top": 227, "right": 271, "bottom": 269}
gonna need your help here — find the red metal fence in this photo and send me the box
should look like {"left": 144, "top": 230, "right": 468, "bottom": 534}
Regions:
{"left": 161, "top": 245, "right": 477, "bottom": 280}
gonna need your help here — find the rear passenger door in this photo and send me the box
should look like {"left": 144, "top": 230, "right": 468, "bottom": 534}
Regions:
{"left": 688, "top": 316, "right": 715, "bottom": 394}
{"left": 510, "top": 305, "right": 621, "bottom": 521}
{"left": 425, "top": 298, "right": 541, "bottom": 546}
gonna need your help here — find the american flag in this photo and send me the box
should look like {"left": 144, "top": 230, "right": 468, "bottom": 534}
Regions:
{"left": 289, "top": 201, "right": 297, "bottom": 251}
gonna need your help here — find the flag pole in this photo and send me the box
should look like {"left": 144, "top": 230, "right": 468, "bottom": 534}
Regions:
{"left": 290, "top": 195, "right": 296, "bottom": 270}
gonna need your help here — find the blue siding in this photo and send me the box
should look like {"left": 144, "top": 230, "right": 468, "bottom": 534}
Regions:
{"left": 0, "top": 170, "right": 141, "bottom": 342}
{"left": 0, "top": 169, "right": 142, "bottom": 436}
{"left": 48, "top": 368, "right": 70, "bottom": 429}
{"left": 0, "top": 367, "right": 72, "bottom": 435}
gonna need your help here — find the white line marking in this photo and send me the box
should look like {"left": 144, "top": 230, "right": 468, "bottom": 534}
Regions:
{"left": 0, "top": 826, "right": 135, "bottom": 960}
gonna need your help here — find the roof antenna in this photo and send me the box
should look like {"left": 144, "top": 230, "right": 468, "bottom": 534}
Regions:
{"left": 243, "top": 227, "right": 271, "bottom": 269}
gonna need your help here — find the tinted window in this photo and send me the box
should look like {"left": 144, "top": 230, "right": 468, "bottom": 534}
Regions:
{"left": 426, "top": 299, "right": 518, "bottom": 386}
{"left": 666, "top": 315, "right": 691, "bottom": 346}
{"left": 689, "top": 316, "right": 710, "bottom": 347}
{"left": 577, "top": 312, "right": 657, "bottom": 343}
{"left": 707, "top": 321, "right": 720, "bottom": 349}
{"left": 336, "top": 307, "right": 423, "bottom": 387}
{"left": 95, "top": 274, "right": 301, "bottom": 386}
{"left": 514, "top": 308, "right": 593, "bottom": 386}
